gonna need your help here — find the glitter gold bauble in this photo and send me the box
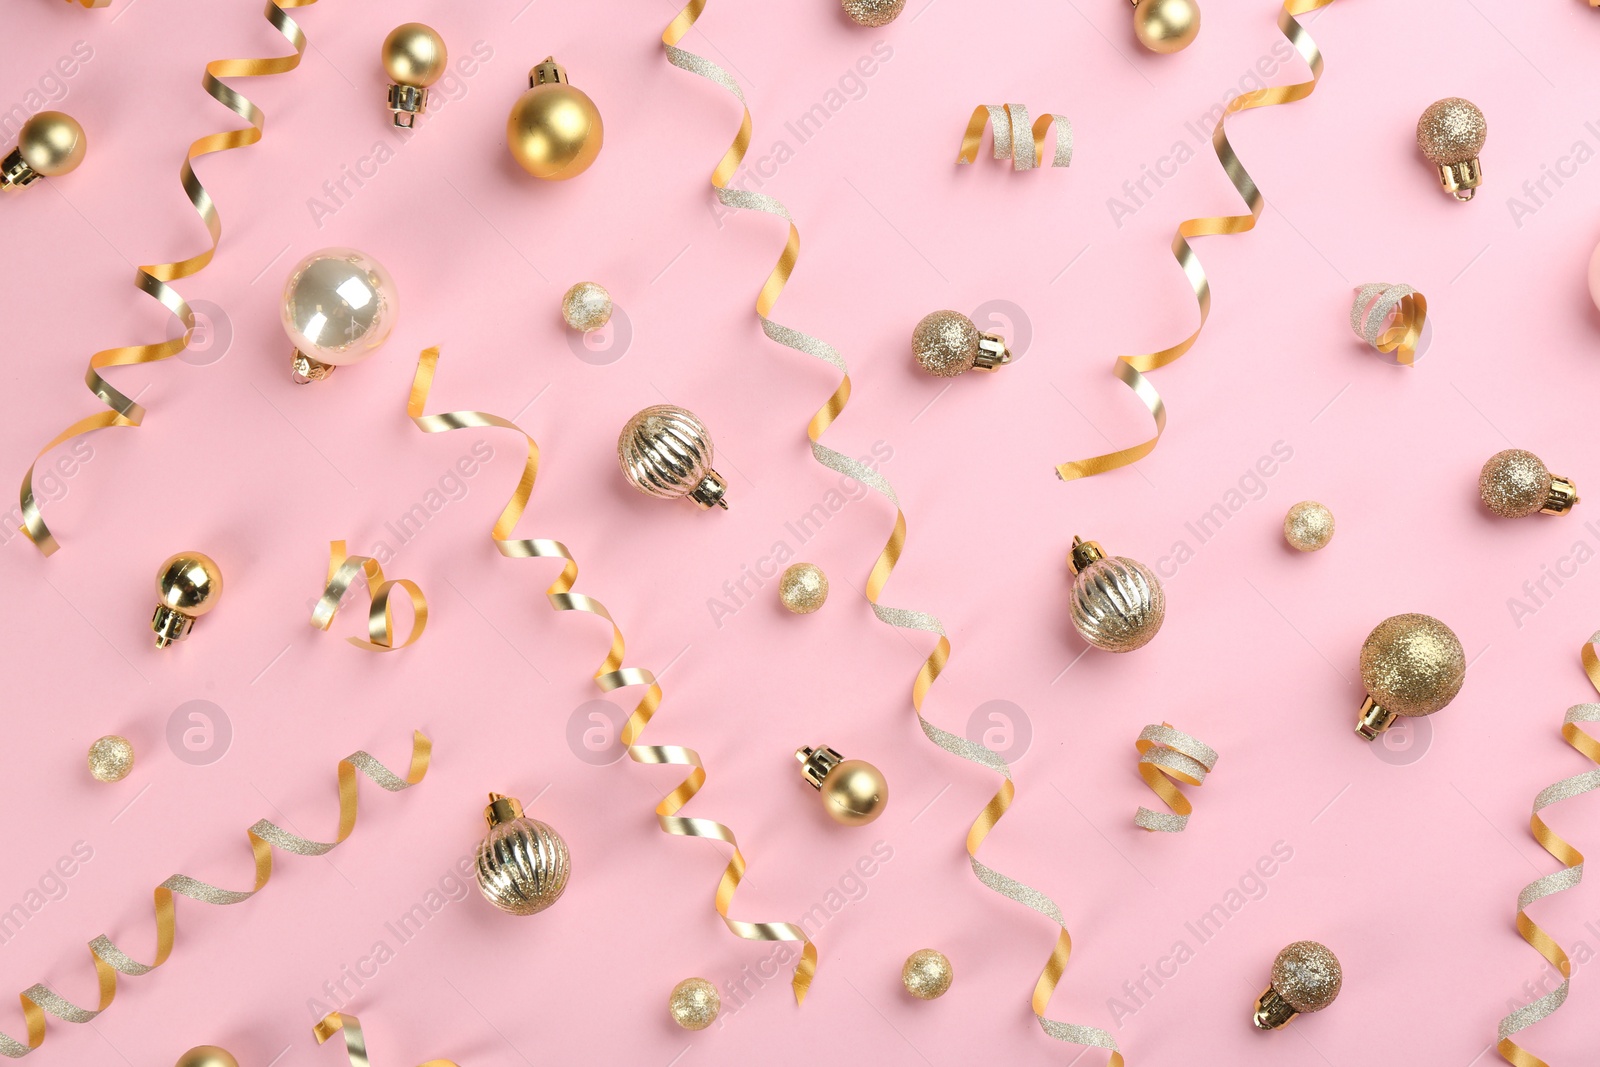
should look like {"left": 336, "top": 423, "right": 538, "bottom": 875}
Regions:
{"left": 911, "top": 310, "right": 1011, "bottom": 377}
{"left": 281, "top": 248, "right": 399, "bottom": 383}
{"left": 797, "top": 746, "right": 888, "bottom": 826}
{"left": 382, "top": 23, "right": 447, "bottom": 128}
{"left": 841, "top": 0, "right": 905, "bottom": 26}
{"left": 2, "top": 111, "right": 87, "bottom": 190}
{"left": 560, "top": 281, "right": 613, "bottom": 332}
{"left": 152, "top": 551, "right": 224, "bottom": 648}
{"left": 1253, "top": 941, "right": 1341, "bottom": 1030}
{"left": 507, "top": 57, "right": 603, "bottom": 181}
{"left": 1283, "top": 501, "right": 1335, "bottom": 552}
{"left": 779, "top": 562, "right": 828, "bottom": 614}
{"left": 617, "top": 404, "right": 729, "bottom": 510}
{"left": 1355, "top": 613, "right": 1465, "bottom": 739}
{"left": 87, "top": 735, "right": 134, "bottom": 783}
{"left": 668, "top": 977, "right": 720, "bottom": 1030}
{"left": 173, "top": 1047, "right": 239, "bottom": 1067}
{"left": 474, "top": 793, "right": 571, "bottom": 916}
{"left": 901, "top": 949, "right": 953, "bottom": 999}
{"left": 1132, "top": 0, "right": 1200, "bottom": 53}
{"left": 1066, "top": 536, "right": 1165, "bottom": 653}
{"left": 1479, "top": 449, "right": 1577, "bottom": 518}
{"left": 1416, "top": 97, "right": 1486, "bottom": 201}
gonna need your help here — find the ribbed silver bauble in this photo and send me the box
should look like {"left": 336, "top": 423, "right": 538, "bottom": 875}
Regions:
{"left": 1066, "top": 536, "right": 1165, "bottom": 653}
{"left": 616, "top": 404, "right": 728, "bottom": 510}
{"left": 474, "top": 793, "right": 571, "bottom": 916}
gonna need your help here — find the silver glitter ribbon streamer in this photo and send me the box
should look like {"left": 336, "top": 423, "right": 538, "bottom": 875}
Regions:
{"left": 1133, "top": 723, "right": 1219, "bottom": 833}
{"left": 958, "top": 104, "right": 1073, "bottom": 170}
{"left": 1349, "top": 282, "right": 1426, "bottom": 366}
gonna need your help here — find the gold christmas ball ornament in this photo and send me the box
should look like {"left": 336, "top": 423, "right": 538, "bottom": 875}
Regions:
{"left": 87, "top": 735, "right": 134, "bottom": 783}
{"left": 1283, "top": 501, "right": 1335, "bottom": 552}
{"left": 507, "top": 57, "right": 603, "bottom": 181}
{"left": 1066, "top": 536, "right": 1165, "bottom": 653}
{"left": 280, "top": 248, "right": 398, "bottom": 383}
{"left": 474, "top": 793, "right": 571, "bottom": 916}
{"left": 617, "top": 404, "right": 729, "bottom": 510}
{"left": 668, "top": 977, "right": 720, "bottom": 1030}
{"left": 152, "top": 551, "right": 224, "bottom": 648}
{"left": 382, "top": 23, "right": 447, "bottom": 128}
{"left": 911, "top": 310, "right": 1012, "bottom": 377}
{"left": 1416, "top": 97, "right": 1486, "bottom": 201}
{"left": 173, "top": 1047, "right": 240, "bottom": 1067}
{"left": 1253, "top": 941, "right": 1342, "bottom": 1030}
{"left": 2, "top": 111, "right": 87, "bottom": 190}
{"left": 796, "top": 745, "right": 888, "bottom": 826}
{"left": 1132, "top": 0, "right": 1200, "bottom": 54}
{"left": 1355, "top": 613, "right": 1465, "bottom": 740}
{"left": 561, "top": 281, "right": 613, "bottom": 332}
{"left": 841, "top": 0, "right": 906, "bottom": 27}
{"left": 779, "top": 563, "right": 829, "bottom": 614}
{"left": 901, "top": 949, "right": 954, "bottom": 1000}
{"left": 1479, "top": 449, "right": 1577, "bottom": 518}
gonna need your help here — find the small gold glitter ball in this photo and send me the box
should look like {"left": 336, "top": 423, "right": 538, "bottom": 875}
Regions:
{"left": 901, "top": 949, "right": 953, "bottom": 999}
{"left": 174, "top": 1047, "right": 240, "bottom": 1067}
{"left": 911, "top": 310, "right": 980, "bottom": 377}
{"left": 1479, "top": 449, "right": 1551, "bottom": 518}
{"left": 1283, "top": 501, "right": 1335, "bottom": 552}
{"left": 841, "top": 0, "right": 905, "bottom": 27}
{"left": 668, "top": 977, "right": 720, "bottom": 1030}
{"left": 779, "top": 563, "right": 828, "bottom": 614}
{"left": 1359, "top": 613, "right": 1465, "bottom": 718}
{"left": 560, "top": 282, "right": 612, "bottom": 333}
{"left": 87, "top": 735, "right": 134, "bottom": 783}
{"left": 1133, "top": 0, "right": 1200, "bottom": 53}
{"left": 1416, "top": 97, "right": 1486, "bottom": 166}
{"left": 1270, "top": 941, "right": 1342, "bottom": 1014}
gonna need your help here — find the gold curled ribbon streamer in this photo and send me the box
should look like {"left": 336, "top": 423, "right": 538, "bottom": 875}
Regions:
{"left": 311, "top": 540, "right": 429, "bottom": 652}
{"left": 1496, "top": 634, "right": 1600, "bottom": 1067}
{"left": 958, "top": 104, "right": 1073, "bottom": 170}
{"left": 1349, "top": 282, "right": 1427, "bottom": 366}
{"left": 313, "top": 1012, "right": 458, "bottom": 1067}
{"left": 19, "top": 0, "right": 317, "bottom": 555}
{"left": 62, "top": 0, "right": 112, "bottom": 8}
{"left": 1055, "top": 0, "right": 1336, "bottom": 482}
{"left": 405, "top": 346, "right": 816, "bottom": 1002}
{"left": 1133, "top": 723, "right": 1219, "bottom": 833}
{"left": 0, "top": 732, "right": 430, "bottom": 1059}
{"left": 663, "top": 4, "right": 1116, "bottom": 1057}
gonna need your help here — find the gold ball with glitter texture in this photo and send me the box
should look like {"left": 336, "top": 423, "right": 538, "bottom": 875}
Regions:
{"left": 1417, "top": 98, "right": 1486, "bottom": 200}
{"left": 668, "top": 977, "right": 720, "bottom": 1030}
{"left": 1283, "top": 501, "right": 1335, "bottom": 552}
{"left": 911, "top": 310, "right": 980, "bottom": 377}
{"left": 1359, "top": 613, "right": 1465, "bottom": 718}
{"left": 779, "top": 562, "right": 829, "bottom": 614}
{"left": 901, "top": 949, "right": 953, "bottom": 999}
{"left": 1479, "top": 449, "right": 1567, "bottom": 518}
{"left": 1270, "top": 941, "right": 1342, "bottom": 1013}
{"left": 1133, "top": 0, "right": 1200, "bottom": 53}
{"left": 561, "top": 282, "right": 613, "bottom": 332}
{"left": 841, "top": 0, "right": 905, "bottom": 27}
{"left": 87, "top": 735, "right": 134, "bottom": 783}
{"left": 174, "top": 1048, "right": 239, "bottom": 1067}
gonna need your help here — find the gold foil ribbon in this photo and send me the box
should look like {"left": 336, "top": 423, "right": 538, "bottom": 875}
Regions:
{"left": 406, "top": 346, "right": 816, "bottom": 1002}
{"left": 0, "top": 733, "right": 430, "bottom": 1059}
{"left": 313, "top": 1012, "right": 458, "bottom": 1067}
{"left": 18, "top": 0, "right": 317, "bottom": 554}
{"left": 62, "top": 0, "right": 112, "bottom": 7}
{"left": 958, "top": 104, "right": 1073, "bottom": 170}
{"left": 1350, "top": 283, "right": 1427, "bottom": 366}
{"left": 664, "top": 3, "right": 1116, "bottom": 1057}
{"left": 1496, "top": 634, "right": 1600, "bottom": 1067}
{"left": 1055, "top": 0, "right": 1337, "bottom": 482}
{"left": 1133, "top": 723, "right": 1218, "bottom": 833}
{"left": 311, "top": 540, "right": 429, "bottom": 651}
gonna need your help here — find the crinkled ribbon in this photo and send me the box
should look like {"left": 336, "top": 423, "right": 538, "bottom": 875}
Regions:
{"left": 1350, "top": 283, "right": 1427, "bottom": 366}
{"left": 1133, "top": 723, "right": 1219, "bottom": 833}
{"left": 405, "top": 346, "right": 816, "bottom": 1002}
{"left": 958, "top": 104, "right": 1073, "bottom": 170}
{"left": 1056, "top": 0, "right": 1337, "bottom": 482}
{"left": 1496, "top": 634, "right": 1600, "bottom": 1067}
{"left": 663, "top": 3, "right": 1116, "bottom": 1058}
{"left": 313, "top": 1012, "right": 458, "bottom": 1067}
{"left": 0, "top": 732, "right": 430, "bottom": 1058}
{"left": 311, "top": 540, "right": 429, "bottom": 652}
{"left": 19, "top": 0, "right": 317, "bottom": 554}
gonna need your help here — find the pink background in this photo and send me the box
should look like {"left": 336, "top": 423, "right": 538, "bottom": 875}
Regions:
{"left": 3, "top": 0, "right": 1600, "bottom": 1063}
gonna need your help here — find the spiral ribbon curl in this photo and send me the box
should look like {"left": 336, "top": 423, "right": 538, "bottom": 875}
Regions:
{"left": 1056, "top": 0, "right": 1336, "bottom": 482}
{"left": 958, "top": 104, "right": 1073, "bottom": 170}
{"left": 0, "top": 732, "right": 430, "bottom": 1058}
{"left": 405, "top": 346, "right": 816, "bottom": 1002}
{"left": 19, "top": 0, "right": 317, "bottom": 554}
{"left": 1496, "top": 635, "right": 1600, "bottom": 1067}
{"left": 664, "top": 3, "right": 1116, "bottom": 1057}
{"left": 1349, "top": 283, "right": 1427, "bottom": 366}
{"left": 313, "top": 1012, "right": 458, "bottom": 1067}
{"left": 1133, "top": 723, "right": 1218, "bottom": 833}
{"left": 311, "top": 540, "right": 429, "bottom": 651}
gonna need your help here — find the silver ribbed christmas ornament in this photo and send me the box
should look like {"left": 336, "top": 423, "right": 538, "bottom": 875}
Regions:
{"left": 1066, "top": 536, "right": 1165, "bottom": 653}
{"left": 474, "top": 793, "right": 571, "bottom": 916}
{"left": 617, "top": 404, "right": 728, "bottom": 510}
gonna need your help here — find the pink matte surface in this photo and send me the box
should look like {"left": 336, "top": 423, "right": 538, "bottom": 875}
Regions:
{"left": 3, "top": 0, "right": 1600, "bottom": 1064}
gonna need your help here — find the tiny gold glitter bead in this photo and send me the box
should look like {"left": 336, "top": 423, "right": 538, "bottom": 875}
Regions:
{"left": 560, "top": 282, "right": 612, "bottom": 333}
{"left": 87, "top": 735, "right": 134, "bottom": 783}
{"left": 1283, "top": 501, "right": 1334, "bottom": 552}
{"left": 174, "top": 1047, "right": 240, "bottom": 1067}
{"left": 901, "top": 949, "right": 953, "bottom": 999}
{"left": 779, "top": 562, "right": 828, "bottom": 614}
{"left": 840, "top": 0, "right": 905, "bottom": 26}
{"left": 668, "top": 977, "right": 720, "bottom": 1030}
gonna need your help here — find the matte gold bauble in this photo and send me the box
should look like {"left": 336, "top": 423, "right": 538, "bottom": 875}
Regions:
{"left": 507, "top": 58, "right": 603, "bottom": 181}
{"left": 173, "top": 1047, "right": 239, "bottom": 1067}
{"left": 797, "top": 745, "right": 888, "bottom": 826}
{"left": 1133, "top": 0, "right": 1200, "bottom": 54}
{"left": 668, "top": 977, "right": 720, "bottom": 1030}
{"left": 901, "top": 949, "right": 953, "bottom": 999}
{"left": 382, "top": 23, "right": 447, "bottom": 128}
{"left": 2, "top": 111, "right": 86, "bottom": 190}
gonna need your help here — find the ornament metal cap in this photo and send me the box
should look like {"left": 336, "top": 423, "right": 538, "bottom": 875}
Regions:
{"left": 796, "top": 745, "right": 845, "bottom": 789}
{"left": 1353, "top": 697, "right": 1396, "bottom": 741}
{"left": 290, "top": 350, "right": 337, "bottom": 384}
{"left": 1066, "top": 535, "right": 1106, "bottom": 575}
{"left": 387, "top": 83, "right": 429, "bottom": 127}
{"left": 530, "top": 56, "right": 569, "bottom": 87}
{"left": 484, "top": 792, "right": 524, "bottom": 827}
